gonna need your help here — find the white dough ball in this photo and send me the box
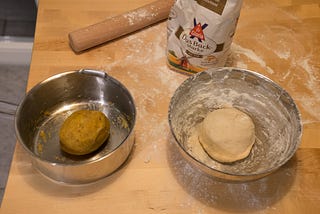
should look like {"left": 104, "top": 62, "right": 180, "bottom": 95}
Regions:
{"left": 198, "top": 108, "right": 255, "bottom": 163}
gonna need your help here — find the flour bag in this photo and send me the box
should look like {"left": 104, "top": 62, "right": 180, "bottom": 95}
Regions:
{"left": 167, "top": 0, "right": 243, "bottom": 74}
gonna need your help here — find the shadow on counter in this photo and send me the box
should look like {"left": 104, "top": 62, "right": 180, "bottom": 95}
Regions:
{"left": 166, "top": 133, "right": 297, "bottom": 213}
{"left": 14, "top": 141, "right": 136, "bottom": 198}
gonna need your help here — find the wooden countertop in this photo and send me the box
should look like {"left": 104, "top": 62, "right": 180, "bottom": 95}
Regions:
{"left": 2, "top": 0, "right": 320, "bottom": 213}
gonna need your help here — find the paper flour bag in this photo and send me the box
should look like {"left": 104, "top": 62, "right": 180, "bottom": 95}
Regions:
{"left": 167, "top": 0, "right": 243, "bottom": 74}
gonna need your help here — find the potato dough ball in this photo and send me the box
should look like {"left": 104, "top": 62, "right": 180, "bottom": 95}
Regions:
{"left": 59, "top": 110, "right": 110, "bottom": 155}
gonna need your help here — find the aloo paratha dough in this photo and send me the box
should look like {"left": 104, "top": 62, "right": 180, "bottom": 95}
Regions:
{"left": 198, "top": 108, "right": 255, "bottom": 163}
{"left": 59, "top": 110, "right": 110, "bottom": 155}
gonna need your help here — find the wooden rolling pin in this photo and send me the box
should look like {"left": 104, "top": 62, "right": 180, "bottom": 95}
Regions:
{"left": 69, "top": 0, "right": 175, "bottom": 53}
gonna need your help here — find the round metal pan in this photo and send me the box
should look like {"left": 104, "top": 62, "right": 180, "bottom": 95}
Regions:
{"left": 15, "top": 69, "right": 136, "bottom": 184}
{"left": 168, "top": 67, "right": 302, "bottom": 181}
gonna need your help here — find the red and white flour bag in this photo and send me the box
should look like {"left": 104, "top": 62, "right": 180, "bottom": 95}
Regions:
{"left": 167, "top": 0, "right": 243, "bottom": 74}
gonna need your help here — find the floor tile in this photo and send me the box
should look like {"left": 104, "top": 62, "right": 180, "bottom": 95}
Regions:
{"left": 0, "top": 64, "right": 29, "bottom": 105}
{"left": 0, "top": 113, "right": 16, "bottom": 205}
{"left": 0, "top": 65, "right": 29, "bottom": 205}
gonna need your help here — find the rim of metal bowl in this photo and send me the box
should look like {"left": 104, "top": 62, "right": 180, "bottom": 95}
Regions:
{"left": 168, "top": 67, "right": 302, "bottom": 178}
{"left": 15, "top": 69, "right": 136, "bottom": 166}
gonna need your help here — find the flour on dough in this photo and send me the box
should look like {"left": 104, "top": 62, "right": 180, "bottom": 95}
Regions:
{"left": 198, "top": 108, "right": 255, "bottom": 163}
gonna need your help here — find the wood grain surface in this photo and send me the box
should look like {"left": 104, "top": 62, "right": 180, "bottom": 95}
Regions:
{"left": 1, "top": 0, "right": 319, "bottom": 213}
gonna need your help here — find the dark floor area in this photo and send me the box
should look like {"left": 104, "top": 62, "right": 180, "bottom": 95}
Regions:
{"left": 0, "top": 0, "right": 37, "bottom": 206}
{"left": 0, "top": 0, "right": 37, "bottom": 37}
{"left": 0, "top": 64, "right": 29, "bottom": 205}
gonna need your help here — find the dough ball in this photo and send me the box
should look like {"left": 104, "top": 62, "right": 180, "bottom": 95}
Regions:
{"left": 59, "top": 110, "right": 110, "bottom": 155}
{"left": 198, "top": 108, "right": 255, "bottom": 163}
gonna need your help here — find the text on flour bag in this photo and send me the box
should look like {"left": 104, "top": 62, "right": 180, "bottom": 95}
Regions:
{"left": 167, "top": 0, "right": 243, "bottom": 74}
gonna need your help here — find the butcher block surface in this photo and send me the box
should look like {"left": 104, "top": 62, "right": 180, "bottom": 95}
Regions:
{"left": 1, "top": 0, "right": 320, "bottom": 213}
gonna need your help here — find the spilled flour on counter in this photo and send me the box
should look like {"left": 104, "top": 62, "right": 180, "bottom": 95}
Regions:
{"left": 167, "top": 136, "right": 296, "bottom": 212}
{"left": 255, "top": 23, "right": 319, "bottom": 123}
{"left": 231, "top": 43, "right": 275, "bottom": 74}
{"left": 101, "top": 22, "right": 186, "bottom": 164}
{"left": 231, "top": 19, "right": 319, "bottom": 124}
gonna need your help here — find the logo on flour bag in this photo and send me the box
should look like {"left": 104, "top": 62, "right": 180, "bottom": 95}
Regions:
{"left": 179, "top": 18, "right": 219, "bottom": 58}
{"left": 174, "top": 18, "right": 224, "bottom": 69}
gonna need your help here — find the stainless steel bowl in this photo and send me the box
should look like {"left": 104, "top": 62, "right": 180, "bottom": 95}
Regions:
{"left": 15, "top": 69, "right": 136, "bottom": 184}
{"left": 168, "top": 67, "right": 302, "bottom": 181}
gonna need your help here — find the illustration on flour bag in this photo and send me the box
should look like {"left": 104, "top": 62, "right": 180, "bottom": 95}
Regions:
{"left": 167, "top": 0, "right": 243, "bottom": 74}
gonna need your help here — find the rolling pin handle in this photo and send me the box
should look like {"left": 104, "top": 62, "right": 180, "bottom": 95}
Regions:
{"left": 69, "top": 0, "right": 175, "bottom": 53}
